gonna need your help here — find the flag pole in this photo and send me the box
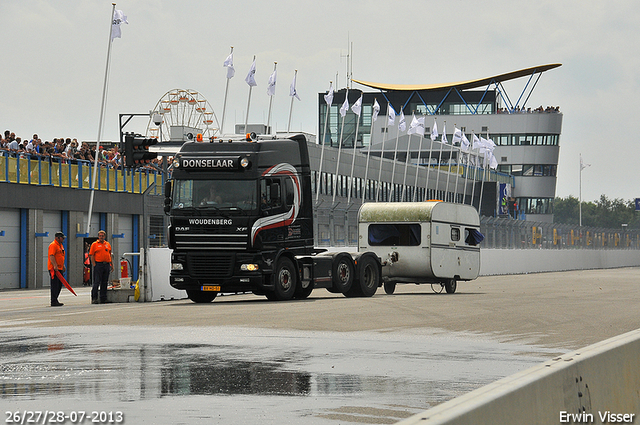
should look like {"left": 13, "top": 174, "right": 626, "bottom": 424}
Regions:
{"left": 244, "top": 55, "right": 256, "bottom": 135}
{"left": 220, "top": 46, "right": 233, "bottom": 135}
{"left": 362, "top": 99, "right": 379, "bottom": 204}
{"left": 412, "top": 131, "right": 425, "bottom": 202}
{"left": 86, "top": 3, "right": 117, "bottom": 236}
{"left": 389, "top": 116, "right": 401, "bottom": 202}
{"left": 332, "top": 90, "right": 348, "bottom": 206}
{"left": 266, "top": 62, "right": 276, "bottom": 134}
{"left": 435, "top": 122, "right": 446, "bottom": 200}
{"left": 401, "top": 131, "right": 413, "bottom": 202}
{"left": 347, "top": 97, "right": 362, "bottom": 205}
{"left": 375, "top": 106, "right": 391, "bottom": 202}
{"left": 470, "top": 134, "right": 479, "bottom": 209}
{"left": 316, "top": 82, "right": 332, "bottom": 204}
{"left": 445, "top": 125, "right": 455, "bottom": 201}
{"left": 425, "top": 119, "right": 436, "bottom": 200}
{"left": 287, "top": 69, "right": 297, "bottom": 133}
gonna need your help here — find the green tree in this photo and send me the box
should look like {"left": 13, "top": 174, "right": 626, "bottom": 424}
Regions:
{"left": 554, "top": 195, "right": 640, "bottom": 229}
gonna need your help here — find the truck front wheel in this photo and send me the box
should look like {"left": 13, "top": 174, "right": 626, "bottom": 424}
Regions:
{"left": 273, "top": 257, "right": 297, "bottom": 301}
{"left": 186, "top": 290, "right": 217, "bottom": 303}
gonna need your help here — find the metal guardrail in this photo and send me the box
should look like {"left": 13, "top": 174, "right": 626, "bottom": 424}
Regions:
{"left": 0, "top": 151, "right": 163, "bottom": 195}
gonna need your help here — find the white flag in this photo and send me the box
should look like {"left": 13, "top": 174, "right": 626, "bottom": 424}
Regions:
{"left": 289, "top": 72, "right": 300, "bottom": 100}
{"left": 111, "top": 9, "right": 128, "bottom": 41}
{"left": 580, "top": 155, "right": 591, "bottom": 170}
{"left": 489, "top": 152, "right": 498, "bottom": 170}
{"left": 351, "top": 94, "right": 363, "bottom": 116}
{"left": 441, "top": 123, "right": 448, "bottom": 144}
{"left": 472, "top": 134, "right": 480, "bottom": 149}
{"left": 431, "top": 120, "right": 438, "bottom": 141}
{"left": 324, "top": 83, "right": 334, "bottom": 107}
{"left": 460, "top": 132, "right": 470, "bottom": 151}
{"left": 223, "top": 53, "right": 235, "bottom": 79}
{"left": 398, "top": 110, "right": 406, "bottom": 132}
{"left": 266, "top": 69, "right": 277, "bottom": 96}
{"left": 245, "top": 58, "right": 257, "bottom": 87}
{"left": 388, "top": 104, "right": 396, "bottom": 126}
{"left": 339, "top": 93, "right": 349, "bottom": 118}
{"left": 408, "top": 114, "right": 425, "bottom": 136}
{"left": 372, "top": 99, "right": 380, "bottom": 122}
{"left": 452, "top": 127, "right": 462, "bottom": 145}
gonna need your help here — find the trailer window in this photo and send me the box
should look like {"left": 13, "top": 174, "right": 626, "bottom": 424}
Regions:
{"left": 368, "top": 224, "right": 421, "bottom": 246}
{"left": 451, "top": 227, "right": 460, "bottom": 241}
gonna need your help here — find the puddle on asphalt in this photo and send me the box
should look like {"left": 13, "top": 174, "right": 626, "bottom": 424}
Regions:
{"left": 0, "top": 326, "right": 562, "bottom": 424}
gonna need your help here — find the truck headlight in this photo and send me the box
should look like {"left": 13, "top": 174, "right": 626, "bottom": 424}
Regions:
{"left": 240, "top": 263, "right": 259, "bottom": 271}
{"left": 171, "top": 263, "right": 183, "bottom": 270}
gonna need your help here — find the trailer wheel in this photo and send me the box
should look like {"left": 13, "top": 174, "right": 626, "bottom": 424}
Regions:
{"left": 384, "top": 280, "right": 396, "bottom": 295}
{"left": 332, "top": 255, "right": 354, "bottom": 293}
{"left": 273, "top": 257, "right": 297, "bottom": 301}
{"left": 444, "top": 278, "right": 457, "bottom": 294}
{"left": 186, "top": 290, "right": 217, "bottom": 303}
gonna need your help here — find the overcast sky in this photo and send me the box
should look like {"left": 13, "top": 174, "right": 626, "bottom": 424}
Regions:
{"left": 2, "top": 0, "right": 639, "bottom": 202}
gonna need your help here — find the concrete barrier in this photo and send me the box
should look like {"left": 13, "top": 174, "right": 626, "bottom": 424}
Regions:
{"left": 396, "top": 329, "right": 640, "bottom": 425}
{"left": 480, "top": 249, "right": 640, "bottom": 275}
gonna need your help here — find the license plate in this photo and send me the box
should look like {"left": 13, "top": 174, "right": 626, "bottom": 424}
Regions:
{"left": 201, "top": 285, "right": 221, "bottom": 292}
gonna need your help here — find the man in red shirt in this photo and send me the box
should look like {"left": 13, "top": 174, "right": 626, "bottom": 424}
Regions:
{"left": 48, "top": 232, "right": 66, "bottom": 307}
{"left": 89, "top": 230, "right": 114, "bottom": 304}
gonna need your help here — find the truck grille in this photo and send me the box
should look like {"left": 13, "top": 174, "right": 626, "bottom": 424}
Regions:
{"left": 187, "top": 253, "right": 234, "bottom": 277}
{"left": 174, "top": 232, "right": 248, "bottom": 251}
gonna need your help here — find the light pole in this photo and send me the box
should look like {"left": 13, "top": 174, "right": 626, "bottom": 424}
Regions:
{"left": 579, "top": 154, "right": 590, "bottom": 227}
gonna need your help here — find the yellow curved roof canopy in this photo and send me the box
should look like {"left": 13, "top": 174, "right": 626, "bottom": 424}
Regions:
{"left": 352, "top": 64, "right": 561, "bottom": 92}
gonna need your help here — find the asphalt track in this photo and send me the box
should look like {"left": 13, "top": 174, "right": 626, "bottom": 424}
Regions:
{"left": 2, "top": 267, "right": 639, "bottom": 349}
{"left": 0, "top": 267, "right": 638, "bottom": 424}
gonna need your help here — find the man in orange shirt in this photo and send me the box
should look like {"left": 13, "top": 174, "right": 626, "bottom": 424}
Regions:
{"left": 89, "top": 230, "right": 114, "bottom": 304}
{"left": 48, "top": 231, "right": 66, "bottom": 307}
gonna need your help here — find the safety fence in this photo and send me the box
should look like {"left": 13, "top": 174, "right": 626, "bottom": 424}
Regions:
{"left": 0, "top": 151, "right": 163, "bottom": 195}
{"left": 480, "top": 216, "right": 640, "bottom": 250}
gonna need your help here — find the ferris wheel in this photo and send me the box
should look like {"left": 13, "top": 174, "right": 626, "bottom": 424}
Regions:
{"left": 146, "top": 89, "right": 220, "bottom": 141}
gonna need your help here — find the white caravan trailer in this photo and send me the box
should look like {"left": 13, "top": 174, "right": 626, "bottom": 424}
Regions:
{"left": 357, "top": 201, "right": 483, "bottom": 294}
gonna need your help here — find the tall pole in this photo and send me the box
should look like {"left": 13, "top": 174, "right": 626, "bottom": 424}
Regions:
{"left": 266, "top": 62, "right": 276, "bottom": 134}
{"left": 287, "top": 69, "right": 297, "bottom": 133}
{"left": 375, "top": 107, "right": 391, "bottom": 202}
{"left": 316, "top": 82, "right": 332, "bottom": 203}
{"left": 347, "top": 96, "right": 362, "bottom": 205}
{"left": 435, "top": 122, "right": 446, "bottom": 200}
{"left": 412, "top": 131, "right": 425, "bottom": 202}
{"left": 361, "top": 105, "right": 377, "bottom": 204}
{"left": 425, "top": 119, "right": 436, "bottom": 200}
{"left": 220, "top": 46, "right": 233, "bottom": 135}
{"left": 388, "top": 122, "right": 401, "bottom": 201}
{"left": 244, "top": 55, "right": 256, "bottom": 135}
{"left": 332, "top": 90, "right": 348, "bottom": 206}
{"left": 86, "top": 3, "right": 117, "bottom": 236}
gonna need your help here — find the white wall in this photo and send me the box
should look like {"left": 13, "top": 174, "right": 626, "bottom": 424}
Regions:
{"left": 480, "top": 249, "right": 640, "bottom": 276}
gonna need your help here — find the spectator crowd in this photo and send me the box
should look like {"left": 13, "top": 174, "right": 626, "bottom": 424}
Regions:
{"left": 0, "top": 129, "right": 163, "bottom": 171}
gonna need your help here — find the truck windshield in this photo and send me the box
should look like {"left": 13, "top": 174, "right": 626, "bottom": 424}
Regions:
{"left": 172, "top": 179, "right": 257, "bottom": 212}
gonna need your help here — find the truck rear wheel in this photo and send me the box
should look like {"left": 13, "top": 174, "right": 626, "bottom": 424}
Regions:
{"left": 344, "top": 255, "right": 379, "bottom": 298}
{"left": 273, "top": 257, "right": 297, "bottom": 301}
{"left": 186, "top": 290, "right": 217, "bottom": 303}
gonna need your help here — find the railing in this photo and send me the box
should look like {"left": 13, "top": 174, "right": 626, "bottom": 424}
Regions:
{"left": 480, "top": 216, "right": 640, "bottom": 250}
{"left": 0, "top": 151, "right": 163, "bottom": 195}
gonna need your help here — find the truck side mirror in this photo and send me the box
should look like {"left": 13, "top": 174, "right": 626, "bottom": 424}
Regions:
{"left": 164, "top": 180, "right": 172, "bottom": 214}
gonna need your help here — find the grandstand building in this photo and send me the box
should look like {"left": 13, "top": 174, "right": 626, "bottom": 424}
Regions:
{"left": 314, "top": 64, "right": 562, "bottom": 224}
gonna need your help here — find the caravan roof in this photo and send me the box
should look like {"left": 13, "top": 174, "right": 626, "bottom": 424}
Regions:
{"left": 359, "top": 201, "right": 480, "bottom": 227}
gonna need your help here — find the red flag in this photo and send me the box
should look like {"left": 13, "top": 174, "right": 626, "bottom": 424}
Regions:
{"left": 52, "top": 270, "right": 78, "bottom": 296}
